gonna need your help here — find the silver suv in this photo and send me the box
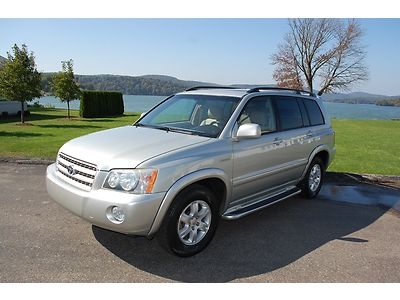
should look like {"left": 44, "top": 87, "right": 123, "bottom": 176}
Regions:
{"left": 46, "top": 87, "right": 335, "bottom": 256}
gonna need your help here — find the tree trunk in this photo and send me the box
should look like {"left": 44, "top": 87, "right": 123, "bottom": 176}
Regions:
{"left": 20, "top": 101, "right": 25, "bottom": 124}
{"left": 67, "top": 101, "right": 70, "bottom": 119}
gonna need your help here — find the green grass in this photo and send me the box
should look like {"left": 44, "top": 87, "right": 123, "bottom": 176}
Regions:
{"left": 328, "top": 119, "right": 400, "bottom": 175}
{"left": 0, "top": 109, "right": 399, "bottom": 175}
{"left": 0, "top": 108, "right": 140, "bottom": 159}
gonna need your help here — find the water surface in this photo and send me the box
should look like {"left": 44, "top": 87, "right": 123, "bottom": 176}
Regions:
{"left": 36, "top": 95, "right": 400, "bottom": 120}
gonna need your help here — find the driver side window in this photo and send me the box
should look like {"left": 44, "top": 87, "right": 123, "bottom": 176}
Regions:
{"left": 238, "top": 97, "right": 277, "bottom": 134}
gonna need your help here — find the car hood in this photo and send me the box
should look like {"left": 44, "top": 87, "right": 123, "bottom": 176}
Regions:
{"left": 58, "top": 125, "right": 210, "bottom": 170}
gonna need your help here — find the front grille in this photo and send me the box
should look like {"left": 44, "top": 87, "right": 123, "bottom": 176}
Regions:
{"left": 56, "top": 152, "right": 98, "bottom": 191}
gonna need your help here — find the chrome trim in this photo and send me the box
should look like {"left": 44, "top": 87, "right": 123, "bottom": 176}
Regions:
{"left": 222, "top": 189, "right": 301, "bottom": 220}
{"left": 56, "top": 152, "right": 98, "bottom": 191}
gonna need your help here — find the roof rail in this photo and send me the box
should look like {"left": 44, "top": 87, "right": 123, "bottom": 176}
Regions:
{"left": 246, "top": 86, "right": 316, "bottom": 97}
{"left": 185, "top": 86, "right": 236, "bottom": 92}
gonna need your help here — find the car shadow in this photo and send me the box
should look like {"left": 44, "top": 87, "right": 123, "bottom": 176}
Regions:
{"left": 0, "top": 131, "right": 49, "bottom": 137}
{"left": 37, "top": 124, "right": 102, "bottom": 129}
{"left": 92, "top": 196, "right": 388, "bottom": 282}
{"left": 0, "top": 112, "right": 63, "bottom": 124}
{"left": 82, "top": 113, "right": 141, "bottom": 122}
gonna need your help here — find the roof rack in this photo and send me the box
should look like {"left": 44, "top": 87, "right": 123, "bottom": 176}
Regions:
{"left": 185, "top": 86, "right": 236, "bottom": 92}
{"left": 246, "top": 86, "right": 316, "bottom": 97}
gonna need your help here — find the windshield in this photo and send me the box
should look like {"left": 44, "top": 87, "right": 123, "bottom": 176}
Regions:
{"left": 136, "top": 94, "right": 240, "bottom": 138}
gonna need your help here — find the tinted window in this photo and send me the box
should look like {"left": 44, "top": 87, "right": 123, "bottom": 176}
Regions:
{"left": 304, "top": 99, "right": 324, "bottom": 126}
{"left": 238, "top": 96, "right": 276, "bottom": 134}
{"left": 275, "top": 97, "right": 303, "bottom": 130}
{"left": 297, "top": 99, "right": 310, "bottom": 127}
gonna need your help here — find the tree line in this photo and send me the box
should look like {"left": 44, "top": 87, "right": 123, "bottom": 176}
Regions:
{"left": 376, "top": 99, "right": 400, "bottom": 107}
{"left": 323, "top": 97, "right": 400, "bottom": 106}
{"left": 40, "top": 73, "right": 189, "bottom": 96}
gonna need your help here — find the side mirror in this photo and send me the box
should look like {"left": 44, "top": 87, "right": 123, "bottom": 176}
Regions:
{"left": 236, "top": 123, "right": 261, "bottom": 139}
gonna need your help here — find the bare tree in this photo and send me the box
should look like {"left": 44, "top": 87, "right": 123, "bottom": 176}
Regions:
{"left": 271, "top": 19, "right": 368, "bottom": 96}
{"left": 272, "top": 42, "right": 305, "bottom": 90}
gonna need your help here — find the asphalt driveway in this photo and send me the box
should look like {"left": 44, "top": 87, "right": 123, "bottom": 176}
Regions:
{"left": 0, "top": 162, "right": 399, "bottom": 282}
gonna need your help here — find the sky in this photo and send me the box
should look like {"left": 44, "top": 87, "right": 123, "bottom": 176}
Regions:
{"left": 1, "top": 18, "right": 400, "bottom": 95}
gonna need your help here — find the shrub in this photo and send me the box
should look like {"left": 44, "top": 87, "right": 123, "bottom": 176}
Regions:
{"left": 30, "top": 101, "right": 44, "bottom": 109}
{"left": 79, "top": 90, "right": 124, "bottom": 118}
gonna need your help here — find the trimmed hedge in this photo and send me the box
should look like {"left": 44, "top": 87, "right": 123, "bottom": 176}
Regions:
{"left": 79, "top": 90, "right": 124, "bottom": 118}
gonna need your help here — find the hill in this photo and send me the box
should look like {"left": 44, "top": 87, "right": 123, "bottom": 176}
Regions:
{"left": 321, "top": 92, "right": 399, "bottom": 104}
{"left": 40, "top": 73, "right": 272, "bottom": 96}
{"left": 40, "top": 73, "right": 216, "bottom": 96}
{"left": 139, "top": 74, "right": 216, "bottom": 87}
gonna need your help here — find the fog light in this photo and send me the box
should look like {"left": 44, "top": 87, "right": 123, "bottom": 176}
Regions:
{"left": 111, "top": 206, "right": 125, "bottom": 223}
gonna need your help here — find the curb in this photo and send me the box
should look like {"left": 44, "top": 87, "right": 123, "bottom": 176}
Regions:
{"left": 325, "top": 171, "right": 400, "bottom": 189}
{"left": 0, "top": 156, "right": 54, "bottom": 165}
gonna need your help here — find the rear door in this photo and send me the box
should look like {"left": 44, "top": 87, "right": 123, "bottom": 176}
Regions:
{"left": 272, "top": 96, "right": 315, "bottom": 182}
{"left": 300, "top": 97, "right": 327, "bottom": 151}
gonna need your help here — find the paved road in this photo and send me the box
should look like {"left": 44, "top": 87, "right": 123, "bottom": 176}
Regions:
{"left": 0, "top": 162, "right": 399, "bottom": 282}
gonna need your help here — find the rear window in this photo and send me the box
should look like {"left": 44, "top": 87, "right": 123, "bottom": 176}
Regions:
{"left": 304, "top": 99, "right": 325, "bottom": 126}
{"left": 274, "top": 97, "right": 303, "bottom": 130}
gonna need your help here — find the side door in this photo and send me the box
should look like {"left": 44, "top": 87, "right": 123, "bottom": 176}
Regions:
{"left": 231, "top": 96, "right": 289, "bottom": 206}
{"left": 271, "top": 96, "right": 316, "bottom": 183}
{"left": 231, "top": 95, "right": 316, "bottom": 207}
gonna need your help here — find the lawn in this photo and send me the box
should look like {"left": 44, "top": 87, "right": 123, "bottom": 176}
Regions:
{"left": 0, "top": 108, "right": 140, "bottom": 159}
{"left": 328, "top": 119, "right": 400, "bottom": 175}
{"left": 0, "top": 109, "right": 399, "bottom": 175}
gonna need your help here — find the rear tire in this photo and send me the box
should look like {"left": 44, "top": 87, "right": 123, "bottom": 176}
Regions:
{"left": 299, "top": 157, "right": 325, "bottom": 199}
{"left": 157, "top": 184, "right": 220, "bottom": 257}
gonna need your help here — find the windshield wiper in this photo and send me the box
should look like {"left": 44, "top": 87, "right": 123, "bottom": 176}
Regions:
{"left": 167, "top": 127, "right": 195, "bottom": 135}
{"left": 135, "top": 123, "right": 212, "bottom": 137}
{"left": 167, "top": 127, "right": 214, "bottom": 137}
{"left": 134, "top": 123, "right": 170, "bottom": 132}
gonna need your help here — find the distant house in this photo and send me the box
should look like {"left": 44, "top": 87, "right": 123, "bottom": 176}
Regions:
{"left": 0, "top": 101, "right": 27, "bottom": 116}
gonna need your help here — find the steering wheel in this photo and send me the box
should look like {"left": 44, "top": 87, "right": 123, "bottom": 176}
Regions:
{"left": 193, "top": 124, "right": 221, "bottom": 136}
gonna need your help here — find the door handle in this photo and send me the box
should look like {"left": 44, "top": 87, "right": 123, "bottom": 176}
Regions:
{"left": 306, "top": 130, "right": 313, "bottom": 138}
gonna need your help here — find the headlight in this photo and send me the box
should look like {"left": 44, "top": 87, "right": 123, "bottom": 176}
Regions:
{"left": 107, "top": 171, "right": 120, "bottom": 188}
{"left": 103, "top": 169, "right": 158, "bottom": 193}
{"left": 119, "top": 172, "right": 138, "bottom": 191}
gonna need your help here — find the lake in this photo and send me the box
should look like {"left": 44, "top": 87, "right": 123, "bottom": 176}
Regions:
{"left": 35, "top": 95, "right": 400, "bottom": 120}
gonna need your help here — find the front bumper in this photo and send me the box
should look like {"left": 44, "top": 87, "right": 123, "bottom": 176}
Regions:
{"left": 46, "top": 163, "right": 166, "bottom": 235}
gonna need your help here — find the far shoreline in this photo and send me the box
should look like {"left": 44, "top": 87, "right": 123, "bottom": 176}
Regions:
{"left": 30, "top": 95, "right": 400, "bottom": 120}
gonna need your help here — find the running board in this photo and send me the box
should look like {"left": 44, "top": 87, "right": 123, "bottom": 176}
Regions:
{"left": 222, "top": 187, "right": 301, "bottom": 220}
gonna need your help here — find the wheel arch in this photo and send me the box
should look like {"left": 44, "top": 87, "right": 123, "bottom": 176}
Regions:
{"left": 300, "top": 145, "right": 332, "bottom": 181}
{"left": 147, "top": 168, "right": 231, "bottom": 237}
{"left": 314, "top": 150, "right": 329, "bottom": 169}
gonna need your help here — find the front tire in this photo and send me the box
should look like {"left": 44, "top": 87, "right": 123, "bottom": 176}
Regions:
{"left": 157, "top": 184, "right": 220, "bottom": 257}
{"left": 299, "top": 157, "right": 325, "bottom": 198}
